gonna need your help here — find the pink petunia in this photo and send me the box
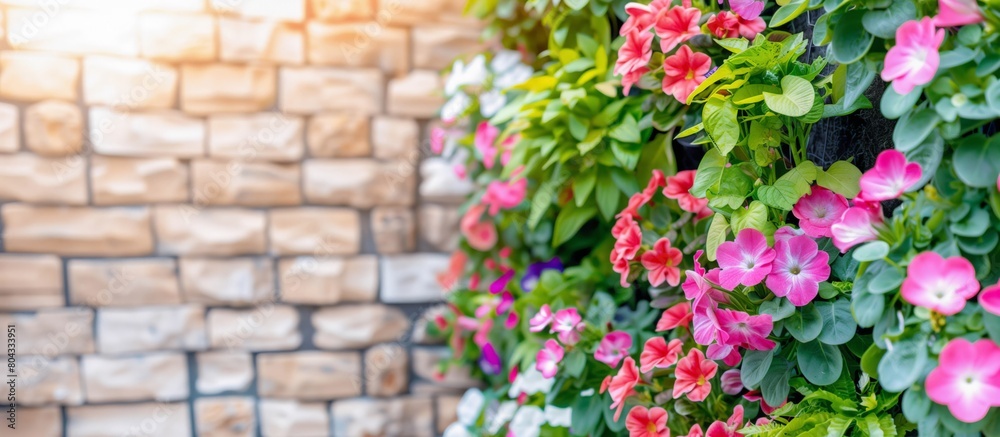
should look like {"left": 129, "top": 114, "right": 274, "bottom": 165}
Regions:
{"left": 474, "top": 122, "right": 500, "bottom": 168}
{"left": 535, "top": 339, "right": 564, "bottom": 378}
{"left": 615, "top": 30, "right": 654, "bottom": 77}
{"left": 596, "top": 331, "right": 634, "bottom": 368}
{"left": 692, "top": 296, "right": 728, "bottom": 346}
{"left": 664, "top": 170, "right": 710, "bottom": 215}
{"left": 654, "top": 2, "right": 702, "bottom": 53}
{"left": 656, "top": 301, "right": 693, "bottom": 331}
{"left": 830, "top": 205, "right": 883, "bottom": 252}
{"left": 716, "top": 228, "right": 776, "bottom": 290}
{"left": 626, "top": 406, "right": 670, "bottom": 437}
{"left": 980, "top": 282, "right": 1000, "bottom": 316}
{"left": 640, "top": 337, "right": 684, "bottom": 373}
{"left": 460, "top": 204, "right": 498, "bottom": 251}
{"left": 925, "top": 338, "right": 1000, "bottom": 423}
{"left": 621, "top": 0, "right": 671, "bottom": 34}
{"left": 622, "top": 66, "right": 650, "bottom": 95}
{"left": 706, "top": 342, "right": 742, "bottom": 366}
{"left": 482, "top": 177, "right": 527, "bottom": 215}
{"left": 673, "top": 348, "right": 718, "bottom": 402}
{"left": 859, "top": 150, "right": 923, "bottom": 201}
{"left": 734, "top": 13, "right": 766, "bottom": 38}
{"left": 933, "top": 0, "right": 983, "bottom": 27}
{"left": 774, "top": 225, "right": 805, "bottom": 244}
{"left": 728, "top": 0, "right": 765, "bottom": 20}
{"left": 642, "top": 238, "right": 684, "bottom": 287}
{"left": 716, "top": 309, "right": 776, "bottom": 351}
{"left": 609, "top": 357, "right": 641, "bottom": 421}
{"left": 683, "top": 424, "right": 704, "bottom": 437}
{"left": 706, "top": 11, "right": 740, "bottom": 38}
{"left": 705, "top": 405, "right": 744, "bottom": 437}
{"left": 792, "top": 186, "right": 850, "bottom": 238}
{"left": 881, "top": 18, "right": 945, "bottom": 95}
{"left": 901, "top": 251, "right": 980, "bottom": 315}
{"left": 765, "top": 235, "right": 831, "bottom": 306}
{"left": 720, "top": 369, "right": 743, "bottom": 395}
{"left": 552, "top": 308, "right": 585, "bottom": 345}
{"left": 662, "top": 45, "right": 712, "bottom": 103}
{"left": 529, "top": 304, "right": 553, "bottom": 332}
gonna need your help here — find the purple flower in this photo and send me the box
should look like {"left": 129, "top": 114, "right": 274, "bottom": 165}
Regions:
{"left": 480, "top": 342, "right": 503, "bottom": 375}
{"left": 520, "top": 258, "right": 563, "bottom": 291}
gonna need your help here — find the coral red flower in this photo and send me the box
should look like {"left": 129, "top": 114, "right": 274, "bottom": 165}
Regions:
{"left": 623, "top": 66, "right": 650, "bottom": 95}
{"left": 626, "top": 405, "right": 670, "bottom": 437}
{"left": 682, "top": 424, "right": 704, "bottom": 437}
{"left": 615, "top": 30, "right": 654, "bottom": 77}
{"left": 662, "top": 46, "right": 712, "bottom": 103}
{"left": 437, "top": 251, "right": 467, "bottom": 291}
{"left": 663, "top": 170, "right": 709, "bottom": 214}
{"left": 460, "top": 204, "right": 497, "bottom": 251}
{"left": 644, "top": 169, "right": 668, "bottom": 198}
{"left": 656, "top": 301, "right": 693, "bottom": 331}
{"left": 641, "top": 238, "right": 684, "bottom": 287}
{"left": 707, "top": 11, "right": 740, "bottom": 38}
{"left": 619, "top": 191, "right": 653, "bottom": 220}
{"left": 654, "top": 2, "right": 702, "bottom": 52}
{"left": 622, "top": 0, "right": 670, "bottom": 34}
{"left": 483, "top": 177, "right": 527, "bottom": 215}
{"left": 640, "top": 337, "right": 683, "bottom": 373}
{"left": 673, "top": 348, "right": 718, "bottom": 402}
{"left": 609, "top": 357, "right": 641, "bottom": 421}
{"left": 706, "top": 405, "right": 744, "bottom": 437}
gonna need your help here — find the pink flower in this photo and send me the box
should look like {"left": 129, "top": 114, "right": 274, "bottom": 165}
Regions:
{"left": 662, "top": 46, "right": 712, "bottom": 103}
{"left": 707, "top": 343, "right": 742, "bottom": 366}
{"left": 623, "top": 66, "right": 650, "bottom": 95}
{"left": 640, "top": 337, "right": 684, "bottom": 373}
{"left": 613, "top": 250, "right": 633, "bottom": 288}
{"left": 792, "top": 186, "right": 849, "bottom": 238}
{"left": 706, "top": 405, "right": 744, "bottom": 437}
{"left": 716, "top": 309, "right": 775, "bottom": 351}
{"left": 682, "top": 424, "right": 704, "bottom": 437}
{"left": 642, "top": 238, "right": 684, "bottom": 287}
{"left": 644, "top": 169, "right": 668, "bottom": 198}
{"left": 881, "top": 18, "right": 945, "bottom": 95}
{"left": 615, "top": 30, "right": 654, "bottom": 77}
{"left": 505, "top": 311, "right": 518, "bottom": 329}
{"left": 619, "top": 191, "right": 652, "bottom": 220}
{"left": 765, "top": 235, "right": 831, "bottom": 306}
{"left": 529, "top": 304, "right": 553, "bottom": 332}
{"left": 901, "top": 251, "right": 980, "bottom": 315}
{"left": 830, "top": 205, "right": 883, "bottom": 252}
{"left": 664, "top": 170, "right": 710, "bottom": 214}
{"left": 535, "top": 339, "right": 564, "bottom": 378}
{"left": 706, "top": 11, "right": 740, "bottom": 38}
{"left": 656, "top": 301, "right": 693, "bottom": 331}
{"left": 622, "top": 0, "right": 670, "bottom": 34}
{"left": 460, "top": 204, "right": 497, "bottom": 251}
{"left": 474, "top": 122, "right": 500, "bottom": 168}
{"left": 596, "top": 331, "right": 634, "bottom": 368}
{"left": 614, "top": 215, "right": 643, "bottom": 261}
{"left": 609, "top": 358, "right": 641, "bottom": 421}
{"left": 774, "top": 226, "right": 805, "bottom": 244}
{"left": 734, "top": 13, "right": 766, "bottom": 38}
{"left": 626, "top": 406, "right": 670, "bottom": 437}
{"left": 716, "top": 228, "right": 776, "bottom": 290}
{"left": 744, "top": 389, "right": 785, "bottom": 415}
{"left": 552, "top": 308, "right": 585, "bottom": 345}
{"left": 483, "top": 177, "right": 527, "bottom": 215}
{"left": 654, "top": 3, "right": 701, "bottom": 53}
{"left": 925, "top": 338, "right": 1000, "bottom": 423}
{"left": 979, "top": 282, "right": 1000, "bottom": 316}
{"left": 933, "top": 0, "right": 983, "bottom": 27}
{"left": 693, "top": 298, "right": 728, "bottom": 346}
{"left": 430, "top": 126, "right": 446, "bottom": 154}
{"left": 674, "top": 348, "right": 718, "bottom": 402}
{"left": 720, "top": 369, "right": 743, "bottom": 395}
{"left": 474, "top": 318, "right": 493, "bottom": 347}
{"left": 859, "top": 149, "right": 923, "bottom": 201}
{"left": 728, "top": 0, "right": 765, "bottom": 20}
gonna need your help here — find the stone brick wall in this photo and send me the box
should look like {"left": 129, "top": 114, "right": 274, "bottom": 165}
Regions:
{"left": 0, "top": 1, "right": 481, "bottom": 436}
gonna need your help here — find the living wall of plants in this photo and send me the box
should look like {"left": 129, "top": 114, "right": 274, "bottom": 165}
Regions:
{"left": 430, "top": 0, "right": 1000, "bottom": 435}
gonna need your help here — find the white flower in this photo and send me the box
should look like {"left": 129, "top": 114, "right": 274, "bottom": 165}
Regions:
{"left": 494, "top": 64, "right": 534, "bottom": 89}
{"left": 510, "top": 406, "right": 545, "bottom": 437}
{"left": 479, "top": 89, "right": 506, "bottom": 117}
{"left": 491, "top": 50, "right": 523, "bottom": 73}
{"left": 445, "top": 55, "right": 488, "bottom": 95}
{"left": 544, "top": 405, "right": 572, "bottom": 428}
{"left": 456, "top": 388, "right": 485, "bottom": 426}
{"left": 487, "top": 401, "right": 518, "bottom": 435}
{"left": 508, "top": 367, "right": 555, "bottom": 398}
{"left": 443, "top": 423, "right": 474, "bottom": 437}
{"left": 440, "top": 93, "right": 471, "bottom": 123}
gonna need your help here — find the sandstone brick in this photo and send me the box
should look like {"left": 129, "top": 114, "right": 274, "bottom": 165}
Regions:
{"left": 6, "top": 8, "right": 138, "bottom": 56}
{"left": 139, "top": 12, "right": 216, "bottom": 61}
{"left": 420, "top": 157, "right": 475, "bottom": 202}
{"left": 412, "top": 304, "right": 448, "bottom": 345}
{"left": 372, "top": 116, "right": 419, "bottom": 160}
{"left": 23, "top": 100, "right": 83, "bottom": 156}
{"left": 208, "top": 113, "right": 305, "bottom": 161}
{"left": 197, "top": 351, "right": 254, "bottom": 394}
{"left": 413, "top": 26, "right": 485, "bottom": 70}
{"left": 89, "top": 107, "right": 205, "bottom": 158}
{"left": 192, "top": 160, "right": 302, "bottom": 206}
{"left": 306, "top": 113, "right": 370, "bottom": 158}
{"left": 19, "top": 355, "right": 83, "bottom": 406}
{"left": 268, "top": 208, "right": 361, "bottom": 255}
{"left": 208, "top": 305, "right": 301, "bottom": 351}
{"left": 68, "top": 258, "right": 182, "bottom": 306}
{"left": 91, "top": 156, "right": 189, "bottom": 205}
{"left": 0, "top": 255, "right": 63, "bottom": 309}
{"left": 0, "top": 309, "right": 94, "bottom": 355}
{"left": 419, "top": 205, "right": 460, "bottom": 250}
{"left": 387, "top": 70, "right": 444, "bottom": 118}
{"left": 259, "top": 399, "right": 330, "bottom": 437}
{"left": 371, "top": 207, "right": 415, "bottom": 254}
{"left": 219, "top": 17, "right": 304, "bottom": 64}
{"left": 279, "top": 67, "right": 382, "bottom": 114}
{"left": 195, "top": 396, "right": 257, "bottom": 437}
{"left": 154, "top": 206, "right": 266, "bottom": 256}
{"left": 182, "top": 64, "right": 277, "bottom": 114}
{"left": 303, "top": 159, "right": 415, "bottom": 208}
{"left": 82, "top": 353, "right": 188, "bottom": 402}
{"left": 312, "top": 304, "right": 409, "bottom": 349}
{"left": 278, "top": 256, "right": 378, "bottom": 304}
{"left": 0, "top": 103, "right": 18, "bottom": 152}
{"left": 379, "top": 0, "right": 473, "bottom": 25}
{"left": 307, "top": 22, "right": 408, "bottom": 76}
{"left": 311, "top": 0, "right": 373, "bottom": 21}
{"left": 331, "top": 397, "right": 434, "bottom": 437}
{"left": 61, "top": 0, "right": 206, "bottom": 11}
{"left": 257, "top": 351, "right": 362, "bottom": 400}
{"left": 67, "top": 402, "right": 192, "bottom": 437}
{"left": 82, "top": 56, "right": 178, "bottom": 109}
{"left": 180, "top": 257, "right": 275, "bottom": 306}
{"left": 0, "top": 52, "right": 78, "bottom": 101}
{"left": 8, "top": 407, "right": 60, "bottom": 437}
{"left": 97, "top": 306, "right": 207, "bottom": 353}
{"left": 0, "top": 153, "right": 87, "bottom": 204}
{"left": 436, "top": 395, "right": 461, "bottom": 434}
{"left": 2, "top": 204, "right": 153, "bottom": 256}
{"left": 211, "top": 0, "right": 306, "bottom": 21}
{"left": 365, "top": 344, "right": 408, "bottom": 397}
{"left": 412, "top": 347, "right": 479, "bottom": 390}
{"left": 380, "top": 254, "right": 449, "bottom": 303}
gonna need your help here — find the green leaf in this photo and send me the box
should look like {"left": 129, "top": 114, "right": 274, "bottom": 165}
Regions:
{"left": 731, "top": 201, "right": 768, "bottom": 234}
{"left": 770, "top": 0, "right": 809, "bottom": 27}
{"left": 741, "top": 349, "right": 774, "bottom": 388}
{"left": 869, "top": 267, "right": 904, "bottom": 294}
{"left": 903, "top": 132, "right": 944, "bottom": 189}
{"left": 761, "top": 358, "right": 793, "bottom": 407}
{"left": 798, "top": 340, "right": 844, "bottom": 386}
{"left": 861, "top": 343, "right": 885, "bottom": 377}
{"left": 853, "top": 241, "right": 890, "bottom": 262}
{"left": 563, "top": 349, "right": 586, "bottom": 377}
{"left": 829, "top": 10, "right": 874, "bottom": 64}
{"left": 552, "top": 204, "right": 597, "bottom": 247}
{"left": 852, "top": 290, "right": 885, "bottom": 328}
{"left": 878, "top": 333, "right": 929, "bottom": 392}
{"left": 757, "top": 161, "right": 818, "bottom": 210}
{"left": 953, "top": 135, "right": 1000, "bottom": 188}
{"left": 760, "top": 297, "right": 796, "bottom": 322}
{"left": 733, "top": 84, "right": 782, "bottom": 105}
{"left": 861, "top": 0, "right": 916, "bottom": 39}
{"left": 762, "top": 76, "right": 816, "bottom": 117}
{"left": 703, "top": 96, "right": 740, "bottom": 154}
{"left": 690, "top": 148, "right": 726, "bottom": 198}
{"left": 786, "top": 304, "right": 823, "bottom": 342}
{"left": 902, "top": 388, "right": 932, "bottom": 424}
{"left": 595, "top": 172, "right": 620, "bottom": 221}
{"left": 892, "top": 108, "right": 940, "bottom": 152}
{"left": 951, "top": 208, "right": 990, "bottom": 237}
{"left": 880, "top": 85, "right": 922, "bottom": 119}
{"left": 609, "top": 114, "right": 641, "bottom": 143}
{"left": 715, "top": 38, "right": 749, "bottom": 53}
{"left": 823, "top": 95, "right": 873, "bottom": 118}
{"left": 572, "top": 169, "right": 597, "bottom": 207}
{"left": 710, "top": 167, "right": 754, "bottom": 210}
{"left": 676, "top": 122, "right": 704, "bottom": 138}
{"left": 816, "top": 299, "right": 857, "bottom": 345}
{"left": 706, "top": 213, "right": 729, "bottom": 262}
{"left": 842, "top": 61, "right": 877, "bottom": 109}
{"left": 817, "top": 161, "right": 862, "bottom": 198}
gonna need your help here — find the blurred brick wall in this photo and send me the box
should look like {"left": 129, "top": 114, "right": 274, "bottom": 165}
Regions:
{"left": 0, "top": 1, "right": 482, "bottom": 436}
